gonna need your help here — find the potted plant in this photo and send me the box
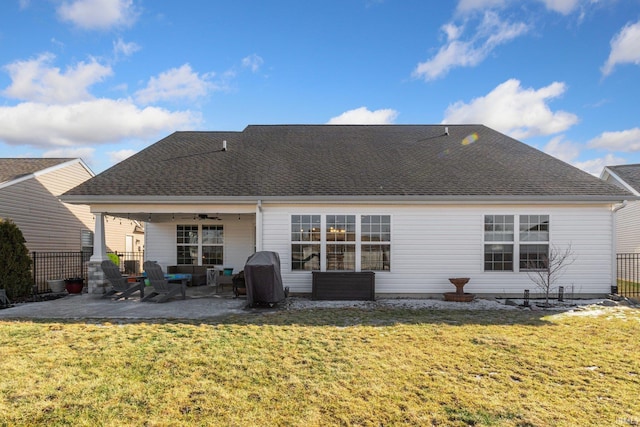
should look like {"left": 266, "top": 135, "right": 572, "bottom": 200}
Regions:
{"left": 64, "top": 277, "right": 84, "bottom": 294}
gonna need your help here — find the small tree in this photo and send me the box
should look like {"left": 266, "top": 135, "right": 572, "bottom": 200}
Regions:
{"left": 527, "top": 243, "right": 575, "bottom": 306}
{"left": 0, "top": 219, "right": 33, "bottom": 299}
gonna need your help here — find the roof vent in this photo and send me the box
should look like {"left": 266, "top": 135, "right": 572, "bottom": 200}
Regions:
{"left": 222, "top": 140, "right": 227, "bottom": 151}
{"left": 444, "top": 127, "right": 449, "bottom": 136}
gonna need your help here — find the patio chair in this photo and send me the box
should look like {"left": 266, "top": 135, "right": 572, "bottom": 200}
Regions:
{"left": 101, "top": 260, "right": 144, "bottom": 300}
{"left": 141, "top": 261, "right": 186, "bottom": 303}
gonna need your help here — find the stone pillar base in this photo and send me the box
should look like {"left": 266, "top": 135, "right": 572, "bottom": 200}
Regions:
{"left": 87, "top": 261, "right": 109, "bottom": 295}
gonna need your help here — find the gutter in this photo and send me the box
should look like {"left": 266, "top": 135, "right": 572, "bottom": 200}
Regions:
{"left": 612, "top": 201, "right": 628, "bottom": 212}
{"left": 60, "top": 194, "right": 639, "bottom": 205}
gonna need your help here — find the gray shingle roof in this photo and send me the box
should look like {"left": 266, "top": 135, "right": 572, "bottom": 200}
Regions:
{"left": 606, "top": 164, "right": 640, "bottom": 193}
{"left": 63, "top": 125, "right": 631, "bottom": 201}
{"left": 0, "top": 158, "right": 75, "bottom": 184}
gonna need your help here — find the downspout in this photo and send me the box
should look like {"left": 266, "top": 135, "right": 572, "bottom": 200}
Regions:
{"left": 255, "top": 200, "right": 263, "bottom": 252}
{"left": 611, "top": 201, "right": 627, "bottom": 293}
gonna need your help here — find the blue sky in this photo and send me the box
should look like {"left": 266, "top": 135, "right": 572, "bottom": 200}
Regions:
{"left": 1, "top": 0, "right": 639, "bottom": 175}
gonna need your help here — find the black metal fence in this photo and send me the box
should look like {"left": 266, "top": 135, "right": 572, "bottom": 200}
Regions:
{"left": 616, "top": 253, "right": 640, "bottom": 298}
{"left": 110, "top": 251, "right": 145, "bottom": 275}
{"left": 31, "top": 251, "right": 91, "bottom": 294}
{"left": 30, "top": 251, "right": 144, "bottom": 294}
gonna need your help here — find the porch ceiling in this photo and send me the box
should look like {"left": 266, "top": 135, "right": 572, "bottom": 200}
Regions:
{"left": 102, "top": 212, "right": 255, "bottom": 223}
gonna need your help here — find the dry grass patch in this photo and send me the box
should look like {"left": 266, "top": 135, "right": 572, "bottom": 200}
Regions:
{"left": 0, "top": 306, "right": 639, "bottom": 426}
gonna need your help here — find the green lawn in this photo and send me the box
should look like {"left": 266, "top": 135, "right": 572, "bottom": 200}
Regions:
{"left": 1, "top": 306, "right": 639, "bottom": 426}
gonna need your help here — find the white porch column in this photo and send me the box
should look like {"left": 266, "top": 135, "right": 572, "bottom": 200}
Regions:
{"left": 90, "top": 212, "right": 108, "bottom": 262}
{"left": 88, "top": 212, "right": 109, "bottom": 294}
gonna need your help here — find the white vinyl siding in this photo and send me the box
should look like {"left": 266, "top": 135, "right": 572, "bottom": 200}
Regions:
{"left": 261, "top": 203, "right": 614, "bottom": 297}
{"left": 615, "top": 200, "right": 640, "bottom": 253}
{"left": 145, "top": 216, "right": 254, "bottom": 274}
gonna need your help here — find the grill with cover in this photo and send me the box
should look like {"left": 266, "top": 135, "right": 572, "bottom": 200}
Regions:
{"left": 243, "top": 251, "right": 285, "bottom": 306}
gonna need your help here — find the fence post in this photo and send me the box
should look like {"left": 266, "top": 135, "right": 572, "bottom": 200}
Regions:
{"left": 32, "top": 252, "right": 37, "bottom": 290}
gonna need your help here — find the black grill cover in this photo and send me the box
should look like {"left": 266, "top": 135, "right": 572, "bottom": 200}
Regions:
{"left": 244, "top": 251, "right": 285, "bottom": 306}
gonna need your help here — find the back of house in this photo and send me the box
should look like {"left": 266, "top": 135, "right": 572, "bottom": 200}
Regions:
{"left": 62, "top": 125, "right": 633, "bottom": 298}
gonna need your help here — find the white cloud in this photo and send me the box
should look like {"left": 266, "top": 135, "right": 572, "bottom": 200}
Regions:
{"left": 457, "top": 0, "right": 581, "bottom": 15}
{"left": 0, "top": 100, "right": 199, "bottom": 147}
{"left": 43, "top": 146, "right": 95, "bottom": 161}
{"left": 456, "top": 0, "right": 506, "bottom": 14}
{"left": 327, "top": 107, "right": 399, "bottom": 124}
{"left": 2, "top": 53, "right": 112, "bottom": 104}
{"left": 601, "top": 20, "right": 640, "bottom": 77}
{"left": 113, "top": 38, "right": 140, "bottom": 58}
{"left": 538, "top": 0, "right": 580, "bottom": 14}
{"left": 588, "top": 128, "right": 640, "bottom": 152}
{"left": 542, "top": 135, "right": 625, "bottom": 176}
{"left": 241, "top": 54, "right": 264, "bottom": 73}
{"left": 413, "top": 11, "right": 530, "bottom": 81}
{"left": 574, "top": 154, "right": 626, "bottom": 176}
{"left": 442, "top": 79, "right": 578, "bottom": 139}
{"left": 543, "top": 135, "right": 581, "bottom": 163}
{"left": 442, "top": 23, "right": 464, "bottom": 41}
{"left": 134, "top": 64, "right": 218, "bottom": 104}
{"left": 57, "top": 0, "right": 139, "bottom": 30}
{"left": 108, "top": 148, "right": 137, "bottom": 163}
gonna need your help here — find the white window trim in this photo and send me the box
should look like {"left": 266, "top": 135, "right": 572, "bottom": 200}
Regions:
{"left": 177, "top": 223, "right": 224, "bottom": 266}
{"left": 290, "top": 214, "right": 392, "bottom": 273}
{"left": 482, "top": 214, "right": 551, "bottom": 273}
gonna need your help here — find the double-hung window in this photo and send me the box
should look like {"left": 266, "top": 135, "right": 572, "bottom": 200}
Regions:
{"left": 326, "top": 215, "right": 356, "bottom": 270}
{"left": 519, "top": 215, "right": 549, "bottom": 271}
{"left": 291, "top": 214, "right": 391, "bottom": 271}
{"left": 484, "top": 215, "right": 514, "bottom": 271}
{"left": 361, "top": 215, "right": 391, "bottom": 271}
{"left": 483, "top": 214, "right": 549, "bottom": 272}
{"left": 291, "top": 215, "right": 321, "bottom": 271}
{"left": 202, "top": 225, "right": 224, "bottom": 265}
{"left": 177, "top": 224, "right": 224, "bottom": 265}
{"left": 81, "top": 229, "right": 94, "bottom": 255}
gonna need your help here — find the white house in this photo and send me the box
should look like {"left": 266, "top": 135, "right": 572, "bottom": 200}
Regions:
{"left": 601, "top": 164, "right": 640, "bottom": 253}
{"left": 61, "top": 125, "right": 633, "bottom": 298}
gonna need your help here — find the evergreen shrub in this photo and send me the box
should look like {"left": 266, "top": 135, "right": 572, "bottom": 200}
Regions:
{"left": 0, "top": 219, "right": 33, "bottom": 299}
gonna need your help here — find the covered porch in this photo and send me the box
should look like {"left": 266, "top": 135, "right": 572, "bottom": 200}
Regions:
{"left": 87, "top": 201, "right": 264, "bottom": 295}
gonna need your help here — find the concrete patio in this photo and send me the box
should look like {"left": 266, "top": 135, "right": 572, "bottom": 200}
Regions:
{"left": 0, "top": 285, "right": 251, "bottom": 320}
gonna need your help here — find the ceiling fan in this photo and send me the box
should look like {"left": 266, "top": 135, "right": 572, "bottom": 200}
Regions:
{"left": 198, "top": 214, "right": 221, "bottom": 220}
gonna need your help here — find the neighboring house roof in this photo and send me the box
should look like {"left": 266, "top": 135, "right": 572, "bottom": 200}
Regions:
{"left": 63, "top": 125, "right": 632, "bottom": 203}
{"left": 602, "top": 164, "right": 640, "bottom": 196}
{"left": 0, "top": 158, "right": 78, "bottom": 186}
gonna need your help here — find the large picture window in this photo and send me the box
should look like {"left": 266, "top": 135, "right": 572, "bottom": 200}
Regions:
{"left": 484, "top": 215, "right": 549, "bottom": 272}
{"left": 291, "top": 214, "right": 391, "bottom": 272}
{"left": 177, "top": 224, "right": 224, "bottom": 265}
